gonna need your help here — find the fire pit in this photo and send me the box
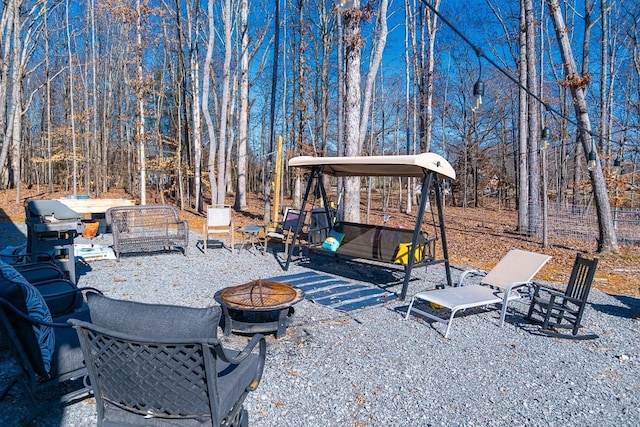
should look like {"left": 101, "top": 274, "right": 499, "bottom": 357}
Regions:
{"left": 214, "top": 280, "right": 304, "bottom": 339}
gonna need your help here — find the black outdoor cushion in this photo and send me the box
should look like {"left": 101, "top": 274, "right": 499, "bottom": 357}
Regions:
{"left": 86, "top": 292, "right": 221, "bottom": 339}
{"left": 51, "top": 310, "right": 90, "bottom": 378}
{"left": 14, "top": 262, "right": 64, "bottom": 284}
{"left": 0, "top": 274, "right": 46, "bottom": 376}
{"left": 0, "top": 260, "right": 55, "bottom": 377}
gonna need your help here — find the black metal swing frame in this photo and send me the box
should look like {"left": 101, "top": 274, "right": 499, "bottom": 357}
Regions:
{"left": 282, "top": 154, "right": 455, "bottom": 300}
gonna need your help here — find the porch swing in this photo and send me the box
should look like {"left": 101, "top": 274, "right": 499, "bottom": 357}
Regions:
{"left": 284, "top": 152, "right": 456, "bottom": 300}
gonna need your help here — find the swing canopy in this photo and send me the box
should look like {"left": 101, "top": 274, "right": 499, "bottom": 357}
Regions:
{"left": 286, "top": 152, "right": 456, "bottom": 300}
{"left": 287, "top": 153, "right": 456, "bottom": 180}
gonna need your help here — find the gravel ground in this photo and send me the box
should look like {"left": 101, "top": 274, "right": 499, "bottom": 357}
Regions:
{"left": 1, "top": 220, "right": 639, "bottom": 426}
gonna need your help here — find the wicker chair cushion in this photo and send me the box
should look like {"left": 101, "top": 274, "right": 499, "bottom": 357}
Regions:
{"left": 0, "top": 260, "right": 55, "bottom": 375}
{"left": 87, "top": 292, "right": 221, "bottom": 339}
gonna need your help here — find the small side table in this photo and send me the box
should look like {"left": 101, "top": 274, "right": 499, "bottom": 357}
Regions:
{"left": 237, "top": 225, "right": 265, "bottom": 255}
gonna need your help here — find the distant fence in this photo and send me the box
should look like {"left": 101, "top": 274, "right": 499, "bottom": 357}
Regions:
{"left": 546, "top": 205, "right": 640, "bottom": 246}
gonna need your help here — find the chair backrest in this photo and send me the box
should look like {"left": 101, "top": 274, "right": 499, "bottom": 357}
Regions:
{"left": 73, "top": 293, "right": 225, "bottom": 425}
{"left": 282, "top": 208, "right": 308, "bottom": 234}
{"left": 206, "top": 205, "right": 232, "bottom": 228}
{"left": 482, "top": 249, "right": 552, "bottom": 290}
{"left": 565, "top": 252, "right": 598, "bottom": 304}
{"left": 281, "top": 208, "right": 301, "bottom": 231}
{"left": 73, "top": 320, "right": 219, "bottom": 422}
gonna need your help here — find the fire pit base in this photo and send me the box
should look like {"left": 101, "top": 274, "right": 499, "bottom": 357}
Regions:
{"left": 214, "top": 280, "right": 304, "bottom": 339}
{"left": 220, "top": 306, "right": 295, "bottom": 339}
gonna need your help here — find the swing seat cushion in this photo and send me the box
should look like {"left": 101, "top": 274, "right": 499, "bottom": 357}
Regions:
{"left": 393, "top": 242, "right": 425, "bottom": 265}
{"left": 317, "top": 222, "right": 435, "bottom": 265}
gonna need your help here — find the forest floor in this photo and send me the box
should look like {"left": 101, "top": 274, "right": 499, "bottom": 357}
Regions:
{"left": 1, "top": 186, "right": 638, "bottom": 298}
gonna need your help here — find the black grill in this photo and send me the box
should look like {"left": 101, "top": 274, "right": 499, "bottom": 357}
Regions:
{"left": 25, "top": 200, "right": 84, "bottom": 283}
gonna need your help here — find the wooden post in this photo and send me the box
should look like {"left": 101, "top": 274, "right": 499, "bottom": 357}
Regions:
{"left": 273, "top": 136, "right": 283, "bottom": 227}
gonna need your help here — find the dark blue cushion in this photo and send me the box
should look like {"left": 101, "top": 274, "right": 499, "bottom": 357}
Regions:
{"left": 0, "top": 260, "right": 55, "bottom": 375}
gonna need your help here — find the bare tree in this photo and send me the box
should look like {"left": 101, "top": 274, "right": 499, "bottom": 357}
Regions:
{"left": 136, "top": 0, "right": 147, "bottom": 204}
{"left": 186, "top": 0, "right": 203, "bottom": 211}
{"left": 234, "top": 0, "right": 249, "bottom": 210}
{"left": 546, "top": 0, "right": 618, "bottom": 252}
{"left": 341, "top": 3, "right": 363, "bottom": 222}
{"left": 358, "top": 0, "right": 388, "bottom": 152}
{"left": 340, "top": 0, "right": 388, "bottom": 222}
{"left": 203, "top": 0, "right": 217, "bottom": 207}
{"left": 423, "top": 0, "right": 440, "bottom": 153}
{"left": 517, "top": 0, "right": 529, "bottom": 233}
{"left": 525, "top": 0, "right": 540, "bottom": 236}
{"left": 216, "top": 0, "right": 233, "bottom": 206}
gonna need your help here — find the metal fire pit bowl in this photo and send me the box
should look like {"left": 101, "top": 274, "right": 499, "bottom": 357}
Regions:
{"left": 214, "top": 280, "right": 304, "bottom": 339}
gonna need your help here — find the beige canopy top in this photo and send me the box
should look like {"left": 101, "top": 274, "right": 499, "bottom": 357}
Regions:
{"left": 288, "top": 153, "right": 456, "bottom": 180}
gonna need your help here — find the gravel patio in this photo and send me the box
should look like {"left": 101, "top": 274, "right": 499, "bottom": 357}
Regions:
{"left": 1, "top": 220, "right": 639, "bottom": 426}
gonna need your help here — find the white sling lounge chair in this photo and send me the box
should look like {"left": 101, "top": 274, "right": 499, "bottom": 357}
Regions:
{"left": 405, "top": 249, "right": 551, "bottom": 338}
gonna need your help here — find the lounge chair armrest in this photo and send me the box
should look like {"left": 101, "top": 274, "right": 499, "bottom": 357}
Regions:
{"left": 457, "top": 269, "right": 482, "bottom": 286}
{"left": 532, "top": 282, "right": 564, "bottom": 298}
{"left": 505, "top": 281, "right": 533, "bottom": 292}
{"left": 546, "top": 292, "right": 582, "bottom": 308}
{"left": 0, "top": 297, "right": 74, "bottom": 328}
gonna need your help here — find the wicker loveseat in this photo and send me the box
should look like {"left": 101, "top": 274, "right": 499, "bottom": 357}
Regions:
{"left": 105, "top": 205, "right": 189, "bottom": 259}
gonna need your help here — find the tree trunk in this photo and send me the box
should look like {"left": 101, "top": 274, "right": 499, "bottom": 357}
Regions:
{"left": 342, "top": 4, "right": 363, "bottom": 223}
{"left": 517, "top": 0, "right": 529, "bottom": 234}
{"left": 66, "top": 0, "right": 78, "bottom": 196}
{"left": 0, "top": 0, "right": 13, "bottom": 189}
{"left": 423, "top": 0, "right": 440, "bottom": 153}
{"left": 216, "top": 0, "right": 233, "bottom": 206}
{"left": 136, "top": 0, "right": 146, "bottom": 204}
{"left": 203, "top": 0, "right": 217, "bottom": 207}
{"left": 234, "top": 0, "right": 249, "bottom": 210}
{"left": 358, "top": 0, "right": 388, "bottom": 152}
{"left": 404, "top": 0, "right": 412, "bottom": 214}
{"left": 525, "top": 0, "right": 540, "bottom": 236}
{"left": 186, "top": 3, "right": 202, "bottom": 212}
{"left": 547, "top": 0, "right": 618, "bottom": 252}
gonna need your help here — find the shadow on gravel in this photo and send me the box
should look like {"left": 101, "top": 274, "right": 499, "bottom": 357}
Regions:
{"left": 0, "top": 210, "right": 26, "bottom": 248}
{"left": 395, "top": 302, "right": 503, "bottom": 337}
{"left": 297, "top": 254, "right": 404, "bottom": 287}
{"left": 592, "top": 294, "right": 640, "bottom": 320}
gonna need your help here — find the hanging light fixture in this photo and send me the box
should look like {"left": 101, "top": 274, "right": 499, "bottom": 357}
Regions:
{"left": 473, "top": 80, "right": 484, "bottom": 110}
{"left": 334, "top": 0, "right": 355, "bottom": 11}
{"left": 587, "top": 150, "right": 597, "bottom": 171}
{"left": 613, "top": 149, "right": 622, "bottom": 174}
{"left": 472, "top": 52, "right": 484, "bottom": 110}
{"left": 541, "top": 127, "right": 551, "bottom": 150}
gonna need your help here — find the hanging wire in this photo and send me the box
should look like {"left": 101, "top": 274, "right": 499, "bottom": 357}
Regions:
{"left": 418, "top": 0, "right": 624, "bottom": 149}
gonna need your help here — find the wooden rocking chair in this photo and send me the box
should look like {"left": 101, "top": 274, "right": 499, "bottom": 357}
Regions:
{"left": 527, "top": 253, "right": 599, "bottom": 340}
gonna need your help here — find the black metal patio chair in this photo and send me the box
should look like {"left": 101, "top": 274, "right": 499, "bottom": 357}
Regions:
{"left": 70, "top": 293, "right": 267, "bottom": 427}
{"left": 527, "top": 252, "right": 599, "bottom": 339}
{"left": 0, "top": 261, "right": 93, "bottom": 415}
